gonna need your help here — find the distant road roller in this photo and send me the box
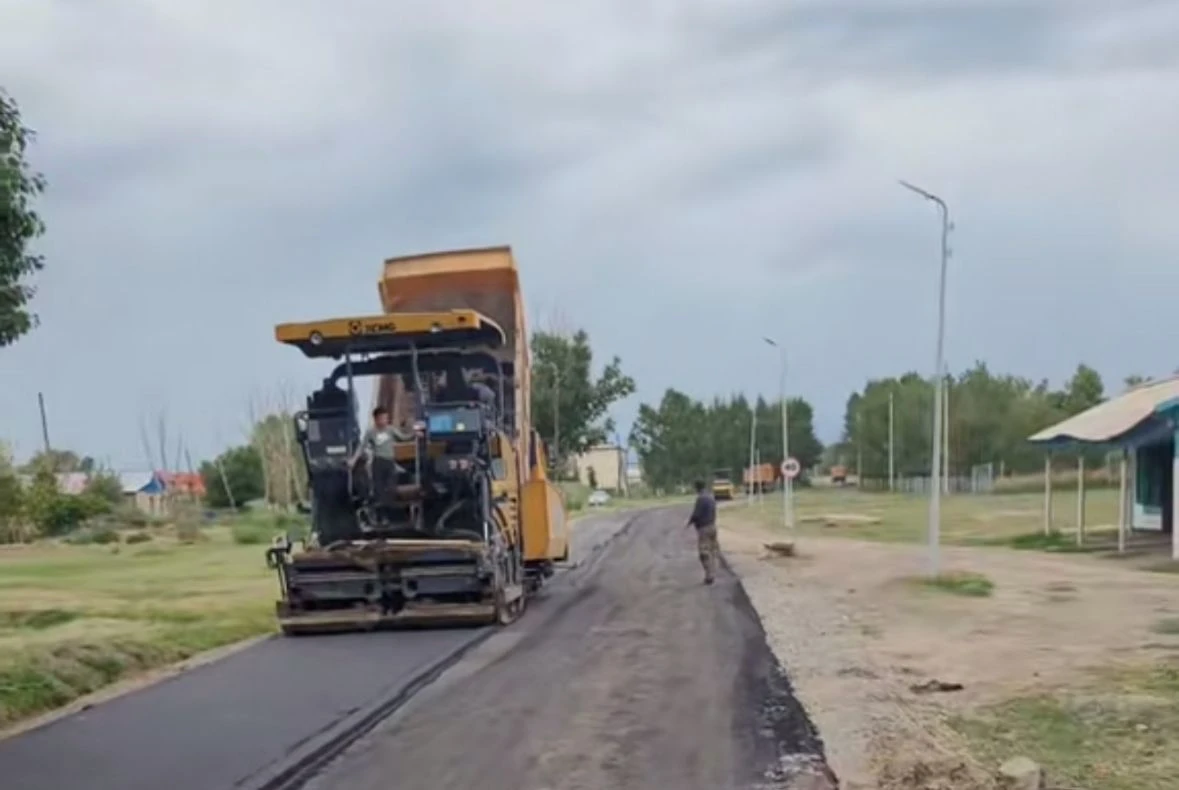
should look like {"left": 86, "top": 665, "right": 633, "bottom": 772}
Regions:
{"left": 266, "top": 246, "right": 569, "bottom": 634}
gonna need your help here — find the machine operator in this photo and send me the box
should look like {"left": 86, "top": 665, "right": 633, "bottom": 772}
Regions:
{"left": 468, "top": 370, "right": 497, "bottom": 411}
{"left": 351, "top": 406, "right": 413, "bottom": 495}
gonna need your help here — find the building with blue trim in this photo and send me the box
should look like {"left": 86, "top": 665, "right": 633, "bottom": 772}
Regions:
{"left": 1029, "top": 376, "right": 1179, "bottom": 559}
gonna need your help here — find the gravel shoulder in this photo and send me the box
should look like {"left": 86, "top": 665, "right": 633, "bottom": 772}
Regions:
{"left": 305, "top": 506, "right": 835, "bottom": 790}
{"left": 720, "top": 511, "right": 1179, "bottom": 789}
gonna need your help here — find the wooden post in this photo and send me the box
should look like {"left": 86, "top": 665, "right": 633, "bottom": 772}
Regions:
{"left": 1172, "top": 431, "right": 1179, "bottom": 561}
{"left": 1118, "top": 448, "right": 1128, "bottom": 554}
{"left": 1043, "top": 454, "right": 1053, "bottom": 535}
{"left": 1076, "top": 455, "right": 1086, "bottom": 546}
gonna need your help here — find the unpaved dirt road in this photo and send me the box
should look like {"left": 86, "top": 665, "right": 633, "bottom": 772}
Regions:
{"left": 305, "top": 506, "right": 835, "bottom": 790}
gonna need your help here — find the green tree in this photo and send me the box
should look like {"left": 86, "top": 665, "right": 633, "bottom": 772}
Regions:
{"left": 200, "top": 444, "right": 265, "bottom": 508}
{"left": 0, "top": 441, "right": 29, "bottom": 542}
{"left": 531, "top": 329, "right": 636, "bottom": 467}
{"left": 629, "top": 389, "right": 822, "bottom": 491}
{"left": 1123, "top": 374, "right": 1148, "bottom": 391}
{"left": 23, "top": 462, "right": 108, "bottom": 536}
{"left": 84, "top": 469, "right": 124, "bottom": 506}
{"left": 1061, "top": 363, "right": 1104, "bottom": 415}
{"left": 841, "top": 360, "right": 1115, "bottom": 484}
{"left": 1, "top": 88, "right": 47, "bottom": 347}
{"left": 250, "top": 412, "right": 305, "bottom": 508}
{"left": 22, "top": 449, "right": 83, "bottom": 474}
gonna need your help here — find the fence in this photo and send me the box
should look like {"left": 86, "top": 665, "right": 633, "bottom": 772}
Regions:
{"left": 858, "top": 462, "right": 996, "bottom": 495}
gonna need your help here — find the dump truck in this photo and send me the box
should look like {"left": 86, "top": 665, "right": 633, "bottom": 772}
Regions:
{"left": 265, "top": 246, "right": 569, "bottom": 634}
{"left": 711, "top": 469, "right": 735, "bottom": 501}
{"left": 743, "top": 463, "right": 776, "bottom": 494}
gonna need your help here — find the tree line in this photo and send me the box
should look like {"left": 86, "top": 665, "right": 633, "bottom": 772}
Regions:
{"left": 833, "top": 362, "right": 1155, "bottom": 482}
{"left": 629, "top": 392, "right": 822, "bottom": 492}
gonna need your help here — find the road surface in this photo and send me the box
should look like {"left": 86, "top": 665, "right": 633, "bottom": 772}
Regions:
{"left": 304, "top": 507, "right": 836, "bottom": 790}
{"left": 0, "top": 511, "right": 637, "bottom": 790}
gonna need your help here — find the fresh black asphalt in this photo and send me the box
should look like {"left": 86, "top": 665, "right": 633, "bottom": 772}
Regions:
{"left": 0, "top": 511, "right": 636, "bottom": 790}
{"left": 0, "top": 629, "right": 483, "bottom": 790}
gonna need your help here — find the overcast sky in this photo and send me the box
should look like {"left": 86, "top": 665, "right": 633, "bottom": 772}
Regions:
{"left": 1, "top": 0, "right": 1177, "bottom": 469}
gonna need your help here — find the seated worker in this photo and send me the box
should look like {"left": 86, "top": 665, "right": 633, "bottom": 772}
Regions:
{"left": 467, "top": 370, "right": 497, "bottom": 420}
{"left": 350, "top": 406, "right": 413, "bottom": 498}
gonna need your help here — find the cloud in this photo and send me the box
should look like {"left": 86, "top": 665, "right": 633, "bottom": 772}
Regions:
{"left": 1, "top": 0, "right": 1177, "bottom": 466}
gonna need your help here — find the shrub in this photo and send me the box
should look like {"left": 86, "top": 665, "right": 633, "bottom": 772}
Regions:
{"left": 175, "top": 521, "right": 205, "bottom": 544}
{"left": 0, "top": 470, "right": 32, "bottom": 543}
{"left": 84, "top": 472, "right": 124, "bottom": 506}
{"left": 271, "top": 511, "right": 306, "bottom": 530}
{"left": 64, "top": 525, "right": 120, "bottom": 545}
{"left": 113, "top": 505, "right": 149, "bottom": 528}
{"left": 917, "top": 571, "right": 995, "bottom": 598}
{"left": 231, "top": 522, "right": 272, "bottom": 545}
{"left": 124, "top": 532, "right": 152, "bottom": 545}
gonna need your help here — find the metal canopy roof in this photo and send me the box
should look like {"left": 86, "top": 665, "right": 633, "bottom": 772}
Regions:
{"left": 1028, "top": 376, "right": 1179, "bottom": 449}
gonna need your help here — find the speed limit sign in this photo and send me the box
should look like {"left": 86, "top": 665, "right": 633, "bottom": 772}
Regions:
{"left": 780, "top": 457, "right": 801, "bottom": 480}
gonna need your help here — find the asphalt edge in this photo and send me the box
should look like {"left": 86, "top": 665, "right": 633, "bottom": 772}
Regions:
{"left": 717, "top": 549, "right": 842, "bottom": 789}
{"left": 0, "top": 634, "right": 274, "bottom": 744}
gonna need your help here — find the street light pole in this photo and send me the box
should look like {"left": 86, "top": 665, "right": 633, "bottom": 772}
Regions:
{"left": 763, "top": 337, "right": 794, "bottom": 531}
{"left": 747, "top": 405, "right": 758, "bottom": 506}
{"left": 553, "top": 365, "right": 561, "bottom": 470}
{"left": 888, "top": 389, "right": 895, "bottom": 492}
{"left": 899, "top": 178, "right": 951, "bottom": 578}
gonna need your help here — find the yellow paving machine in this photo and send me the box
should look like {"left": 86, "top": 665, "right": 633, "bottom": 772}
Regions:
{"left": 711, "top": 469, "right": 735, "bottom": 501}
{"left": 266, "top": 247, "right": 569, "bottom": 634}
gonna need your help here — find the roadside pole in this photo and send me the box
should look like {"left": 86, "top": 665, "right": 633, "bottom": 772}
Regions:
{"left": 763, "top": 337, "right": 794, "bottom": 531}
{"left": 748, "top": 406, "right": 757, "bottom": 507}
{"left": 899, "top": 178, "right": 952, "bottom": 578}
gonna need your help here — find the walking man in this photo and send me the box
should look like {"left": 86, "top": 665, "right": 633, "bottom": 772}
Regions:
{"left": 685, "top": 479, "right": 719, "bottom": 584}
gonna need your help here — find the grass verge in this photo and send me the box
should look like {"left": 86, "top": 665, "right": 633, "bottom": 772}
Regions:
{"left": 954, "top": 663, "right": 1179, "bottom": 790}
{"left": 0, "top": 520, "right": 277, "bottom": 727}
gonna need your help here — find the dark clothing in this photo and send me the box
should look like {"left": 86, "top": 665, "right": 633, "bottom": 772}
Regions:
{"left": 688, "top": 492, "right": 717, "bottom": 529}
{"left": 470, "top": 381, "right": 496, "bottom": 407}
{"left": 697, "top": 524, "right": 719, "bottom": 582}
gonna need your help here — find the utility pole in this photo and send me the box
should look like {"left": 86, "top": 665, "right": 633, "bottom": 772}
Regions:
{"left": 888, "top": 390, "right": 895, "bottom": 491}
{"left": 856, "top": 409, "right": 863, "bottom": 487}
{"left": 551, "top": 364, "right": 561, "bottom": 478}
{"left": 37, "top": 392, "right": 51, "bottom": 453}
{"left": 763, "top": 337, "right": 793, "bottom": 530}
{"left": 747, "top": 405, "right": 758, "bottom": 506}
{"left": 755, "top": 448, "right": 762, "bottom": 506}
{"left": 899, "top": 178, "right": 952, "bottom": 578}
{"left": 943, "top": 366, "right": 951, "bottom": 495}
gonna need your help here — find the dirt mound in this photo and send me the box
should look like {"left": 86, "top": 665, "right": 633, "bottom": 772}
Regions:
{"left": 876, "top": 754, "right": 994, "bottom": 790}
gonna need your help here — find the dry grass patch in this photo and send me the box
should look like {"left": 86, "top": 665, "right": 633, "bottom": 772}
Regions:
{"left": 955, "top": 663, "right": 1179, "bottom": 790}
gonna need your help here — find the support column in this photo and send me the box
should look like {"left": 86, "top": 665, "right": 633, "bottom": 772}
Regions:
{"left": 1118, "top": 448, "right": 1128, "bottom": 554}
{"left": 1172, "top": 431, "right": 1179, "bottom": 561}
{"left": 1043, "top": 454, "right": 1053, "bottom": 535}
{"left": 1076, "top": 455, "right": 1086, "bottom": 546}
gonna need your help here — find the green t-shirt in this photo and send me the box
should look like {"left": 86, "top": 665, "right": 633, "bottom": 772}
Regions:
{"left": 362, "top": 425, "right": 407, "bottom": 459}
